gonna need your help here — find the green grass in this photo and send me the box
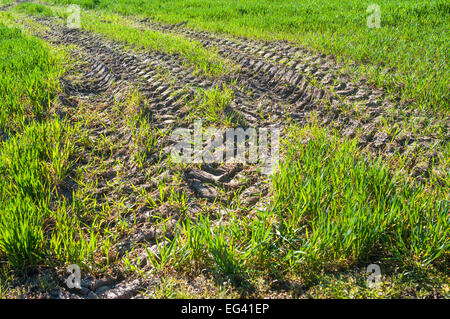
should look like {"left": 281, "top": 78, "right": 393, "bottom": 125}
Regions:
{"left": 37, "top": 6, "right": 234, "bottom": 78}
{"left": 0, "top": 23, "right": 103, "bottom": 272}
{"left": 0, "top": 23, "right": 63, "bottom": 135}
{"left": 188, "top": 84, "right": 241, "bottom": 126}
{"left": 153, "top": 124, "right": 448, "bottom": 296}
{"left": 270, "top": 125, "right": 448, "bottom": 269}
{"left": 43, "top": 0, "right": 449, "bottom": 112}
{"left": 14, "top": 2, "right": 53, "bottom": 17}
{"left": 0, "top": 23, "right": 65, "bottom": 270}
{"left": 0, "top": 119, "right": 74, "bottom": 269}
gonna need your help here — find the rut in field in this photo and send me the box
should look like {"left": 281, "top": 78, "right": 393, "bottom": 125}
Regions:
{"left": 22, "top": 17, "right": 283, "bottom": 298}
{"left": 137, "top": 19, "right": 448, "bottom": 181}
{"left": 36, "top": 16, "right": 450, "bottom": 179}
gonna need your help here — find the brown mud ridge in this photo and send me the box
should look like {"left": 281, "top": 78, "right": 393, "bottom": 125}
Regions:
{"left": 8, "top": 15, "right": 448, "bottom": 298}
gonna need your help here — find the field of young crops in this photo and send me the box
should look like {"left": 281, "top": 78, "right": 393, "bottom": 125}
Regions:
{"left": 0, "top": 0, "right": 448, "bottom": 299}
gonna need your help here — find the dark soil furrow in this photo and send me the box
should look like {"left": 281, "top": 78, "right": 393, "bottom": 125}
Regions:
{"left": 140, "top": 20, "right": 384, "bottom": 108}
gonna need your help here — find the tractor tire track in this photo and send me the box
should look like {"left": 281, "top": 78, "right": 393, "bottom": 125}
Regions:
{"left": 18, "top": 17, "right": 277, "bottom": 298}
{"left": 138, "top": 19, "right": 449, "bottom": 182}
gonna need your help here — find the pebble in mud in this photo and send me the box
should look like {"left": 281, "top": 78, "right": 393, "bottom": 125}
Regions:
{"left": 191, "top": 180, "right": 219, "bottom": 201}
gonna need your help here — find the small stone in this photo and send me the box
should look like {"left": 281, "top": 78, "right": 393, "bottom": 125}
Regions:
{"left": 95, "top": 285, "right": 111, "bottom": 295}
{"left": 191, "top": 180, "right": 219, "bottom": 200}
{"left": 87, "top": 291, "right": 98, "bottom": 299}
{"left": 92, "top": 278, "right": 115, "bottom": 291}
